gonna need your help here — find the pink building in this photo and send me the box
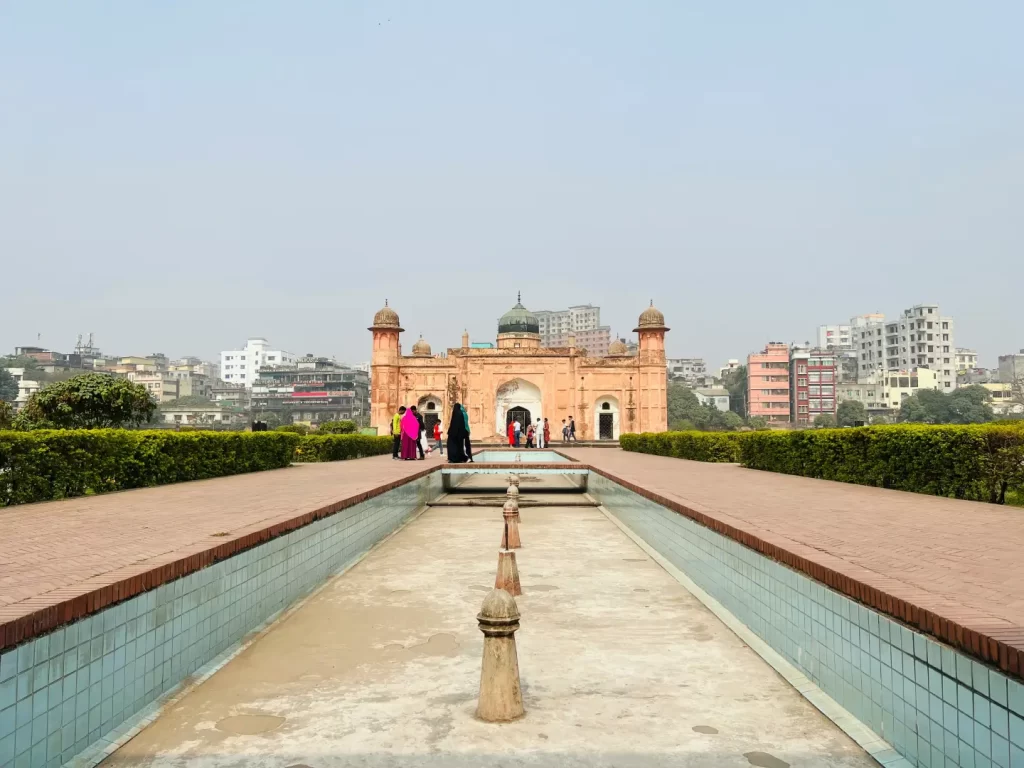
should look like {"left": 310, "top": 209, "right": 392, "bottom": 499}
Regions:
{"left": 747, "top": 342, "right": 791, "bottom": 423}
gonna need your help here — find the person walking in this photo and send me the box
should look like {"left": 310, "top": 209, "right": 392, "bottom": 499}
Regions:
{"left": 525, "top": 422, "right": 535, "bottom": 448}
{"left": 543, "top": 418, "right": 551, "bottom": 448}
{"left": 411, "top": 405, "right": 426, "bottom": 460}
{"left": 535, "top": 417, "right": 544, "bottom": 449}
{"left": 446, "top": 403, "right": 472, "bottom": 463}
{"left": 391, "top": 406, "right": 406, "bottom": 459}
{"left": 561, "top": 419, "right": 569, "bottom": 442}
{"left": 507, "top": 419, "right": 515, "bottom": 447}
{"left": 399, "top": 406, "right": 420, "bottom": 460}
{"left": 569, "top": 416, "right": 577, "bottom": 441}
{"left": 513, "top": 417, "right": 522, "bottom": 447}
{"left": 433, "top": 421, "right": 443, "bottom": 455}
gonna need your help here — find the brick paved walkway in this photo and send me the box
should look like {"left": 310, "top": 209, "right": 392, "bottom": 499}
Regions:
{"left": 0, "top": 456, "right": 436, "bottom": 650}
{"left": 566, "top": 448, "right": 1024, "bottom": 676}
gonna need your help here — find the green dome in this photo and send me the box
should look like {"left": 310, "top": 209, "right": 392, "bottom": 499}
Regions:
{"left": 497, "top": 295, "right": 539, "bottom": 335}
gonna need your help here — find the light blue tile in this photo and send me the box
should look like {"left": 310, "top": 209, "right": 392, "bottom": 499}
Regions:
{"left": 991, "top": 671, "right": 1008, "bottom": 707}
{"left": 0, "top": 653, "right": 16, "bottom": 684}
{"left": 1008, "top": 679, "right": 1024, "bottom": 718}
{"left": 993, "top": 703, "right": 1010, "bottom": 739}
{"left": 1010, "top": 712, "right": 1024, "bottom": 749}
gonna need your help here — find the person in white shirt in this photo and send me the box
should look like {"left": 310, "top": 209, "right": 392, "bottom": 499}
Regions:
{"left": 513, "top": 419, "right": 522, "bottom": 447}
{"left": 535, "top": 417, "right": 544, "bottom": 448}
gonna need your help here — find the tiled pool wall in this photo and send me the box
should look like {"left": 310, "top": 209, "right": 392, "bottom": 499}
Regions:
{"left": 0, "top": 471, "right": 441, "bottom": 768}
{"left": 589, "top": 473, "right": 1024, "bottom": 768}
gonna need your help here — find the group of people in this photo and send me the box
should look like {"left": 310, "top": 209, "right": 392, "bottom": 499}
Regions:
{"left": 391, "top": 405, "right": 578, "bottom": 463}
{"left": 390, "top": 403, "right": 474, "bottom": 463}
{"left": 505, "top": 415, "right": 577, "bottom": 447}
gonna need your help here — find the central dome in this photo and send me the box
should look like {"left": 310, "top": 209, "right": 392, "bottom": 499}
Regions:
{"left": 497, "top": 294, "right": 539, "bottom": 336}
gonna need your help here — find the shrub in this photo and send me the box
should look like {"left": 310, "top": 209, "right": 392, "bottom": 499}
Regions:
{"left": 737, "top": 424, "right": 1024, "bottom": 504}
{"left": 295, "top": 434, "right": 392, "bottom": 462}
{"left": 316, "top": 420, "right": 357, "bottom": 434}
{"left": 0, "top": 430, "right": 300, "bottom": 506}
{"left": 620, "top": 431, "right": 747, "bottom": 463}
{"left": 15, "top": 374, "right": 156, "bottom": 429}
{"left": 275, "top": 424, "right": 310, "bottom": 436}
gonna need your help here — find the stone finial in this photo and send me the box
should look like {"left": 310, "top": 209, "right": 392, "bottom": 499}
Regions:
{"left": 507, "top": 474, "right": 520, "bottom": 488}
{"left": 475, "top": 589, "right": 524, "bottom": 722}
{"left": 494, "top": 549, "right": 522, "bottom": 596}
{"left": 505, "top": 483, "right": 519, "bottom": 500}
{"left": 501, "top": 499, "right": 521, "bottom": 549}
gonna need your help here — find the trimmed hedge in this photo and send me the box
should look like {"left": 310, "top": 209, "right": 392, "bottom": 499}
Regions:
{"left": 737, "top": 424, "right": 1024, "bottom": 503}
{"left": 294, "top": 434, "right": 393, "bottom": 462}
{"left": 0, "top": 430, "right": 300, "bottom": 506}
{"left": 620, "top": 431, "right": 747, "bottom": 462}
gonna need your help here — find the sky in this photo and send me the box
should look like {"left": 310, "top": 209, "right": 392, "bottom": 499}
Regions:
{"left": 2, "top": 1, "right": 1022, "bottom": 369}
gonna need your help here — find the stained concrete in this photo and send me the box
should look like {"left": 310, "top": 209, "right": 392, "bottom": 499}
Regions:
{"left": 102, "top": 504, "right": 876, "bottom": 768}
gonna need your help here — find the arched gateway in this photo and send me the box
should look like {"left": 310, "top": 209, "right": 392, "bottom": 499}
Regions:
{"left": 495, "top": 378, "right": 542, "bottom": 437}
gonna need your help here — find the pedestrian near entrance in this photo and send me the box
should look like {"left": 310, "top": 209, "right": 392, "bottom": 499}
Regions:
{"left": 513, "top": 418, "right": 522, "bottom": 447}
{"left": 411, "top": 405, "right": 426, "bottom": 460}
{"left": 433, "top": 421, "right": 443, "bottom": 455}
{"left": 507, "top": 420, "right": 515, "bottom": 446}
{"left": 447, "top": 403, "right": 473, "bottom": 463}
{"left": 399, "top": 407, "right": 419, "bottom": 460}
{"left": 561, "top": 419, "right": 569, "bottom": 442}
{"left": 391, "top": 406, "right": 406, "bottom": 459}
{"left": 534, "top": 417, "right": 544, "bottom": 449}
{"left": 543, "top": 418, "right": 551, "bottom": 447}
{"left": 525, "top": 423, "right": 535, "bottom": 448}
{"left": 569, "top": 416, "right": 577, "bottom": 441}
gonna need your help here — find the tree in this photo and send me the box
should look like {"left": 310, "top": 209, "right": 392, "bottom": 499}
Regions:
{"left": 813, "top": 414, "right": 837, "bottom": 428}
{"left": 722, "top": 365, "right": 747, "bottom": 416}
{"left": 0, "top": 368, "right": 17, "bottom": 403}
{"left": 898, "top": 385, "right": 994, "bottom": 425}
{"left": 836, "top": 400, "right": 867, "bottom": 427}
{"left": 667, "top": 383, "right": 744, "bottom": 431}
{"left": 747, "top": 416, "right": 769, "bottom": 430}
{"left": 0, "top": 400, "right": 13, "bottom": 429}
{"left": 15, "top": 373, "right": 157, "bottom": 430}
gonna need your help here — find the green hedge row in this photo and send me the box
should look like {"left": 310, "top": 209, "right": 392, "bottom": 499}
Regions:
{"left": 621, "top": 425, "right": 1024, "bottom": 504}
{"left": 0, "top": 431, "right": 395, "bottom": 506}
{"left": 620, "top": 431, "right": 747, "bottom": 462}
{"left": 737, "top": 424, "right": 1024, "bottom": 503}
{"left": 295, "top": 434, "right": 392, "bottom": 462}
{"left": 0, "top": 430, "right": 300, "bottom": 506}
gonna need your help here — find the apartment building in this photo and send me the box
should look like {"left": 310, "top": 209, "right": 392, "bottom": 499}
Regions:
{"left": 251, "top": 356, "right": 369, "bottom": 425}
{"left": 817, "top": 313, "right": 885, "bottom": 351}
{"left": 221, "top": 338, "right": 295, "bottom": 388}
{"left": 998, "top": 350, "right": 1024, "bottom": 384}
{"left": 884, "top": 304, "right": 956, "bottom": 390}
{"left": 533, "top": 304, "right": 612, "bottom": 356}
{"left": 955, "top": 348, "right": 978, "bottom": 372}
{"left": 790, "top": 348, "right": 838, "bottom": 426}
{"left": 747, "top": 342, "right": 791, "bottom": 423}
{"left": 666, "top": 358, "right": 708, "bottom": 385}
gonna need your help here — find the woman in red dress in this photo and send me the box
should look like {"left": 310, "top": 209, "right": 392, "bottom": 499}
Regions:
{"left": 400, "top": 407, "right": 420, "bottom": 460}
{"left": 507, "top": 420, "right": 515, "bottom": 446}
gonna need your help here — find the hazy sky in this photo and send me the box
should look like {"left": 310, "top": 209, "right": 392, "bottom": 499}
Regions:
{"left": 2, "top": 2, "right": 1021, "bottom": 368}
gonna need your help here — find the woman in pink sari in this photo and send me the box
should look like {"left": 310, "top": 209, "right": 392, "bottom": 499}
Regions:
{"left": 400, "top": 407, "right": 420, "bottom": 460}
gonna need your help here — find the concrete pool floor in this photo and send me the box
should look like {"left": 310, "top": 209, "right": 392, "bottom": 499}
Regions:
{"left": 101, "top": 504, "right": 877, "bottom": 768}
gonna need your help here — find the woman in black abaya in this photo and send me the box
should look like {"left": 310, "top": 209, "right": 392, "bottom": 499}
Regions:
{"left": 446, "top": 403, "right": 473, "bottom": 463}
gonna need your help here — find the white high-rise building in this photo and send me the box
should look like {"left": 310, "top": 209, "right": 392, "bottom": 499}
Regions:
{"left": 533, "top": 304, "right": 611, "bottom": 356}
{"left": 883, "top": 304, "right": 957, "bottom": 390}
{"left": 220, "top": 337, "right": 296, "bottom": 389}
{"left": 817, "top": 313, "right": 884, "bottom": 351}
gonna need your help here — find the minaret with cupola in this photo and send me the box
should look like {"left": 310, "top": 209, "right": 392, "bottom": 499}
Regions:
{"left": 633, "top": 301, "right": 670, "bottom": 432}
{"left": 369, "top": 301, "right": 404, "bottom": 433}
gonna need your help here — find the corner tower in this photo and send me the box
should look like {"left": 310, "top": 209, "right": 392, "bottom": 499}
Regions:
{"left": 369, "top": 301, "right": 404, "bottom": 432}
{"left": 633, "top": 301, "right": 669, "bottom": 432}
{"left": 496, "top": 293, "right": 541, "bottom": 350}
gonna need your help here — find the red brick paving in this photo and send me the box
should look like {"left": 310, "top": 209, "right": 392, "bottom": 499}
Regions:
{"left": 567, "top": 448, "right": 1024, "bottom": 677}
{"left": 0, "top": 457, "right": 435, "bottom": 650}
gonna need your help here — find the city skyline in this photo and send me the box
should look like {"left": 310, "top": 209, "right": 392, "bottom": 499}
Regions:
{"left": 2, "top": 3, "right": 1021, "bottom": 369}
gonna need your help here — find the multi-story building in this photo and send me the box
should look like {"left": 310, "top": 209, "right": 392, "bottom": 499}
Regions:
{"left": 718, "top": 359, "right": 741, "bottom": 379}
{"left": 694, "top": 387, "right": 730, "bottom": 412}
{"left": 170, "top": 356, "right": 222, "bottom": 381}
{"left": 955, "top": 348, "right": 978, "bottom": 373}
{"left": 980, "top": 383, "right": 1023, "bottom": 416}
{"left": 854, "top": 318, "right": 888, "bottom": 381}
{"left": 211, "top": 382, "right": 250, "bottom": 410}
{"left": 251, "top": 356, "right": 370, "bottom": 426}
{"left": 4, "top": 368, "right": 42, "bottom": 411}
{"left": 998, "top": 350, "right": 1024, "bottom": 384}
{"left": 128, "top": 373, "right": 183, "bottom": 403}
{"left": 881, "top": 368, "right": 939, "bottom": 410}
{"left": 533, "top": 304, "right": 612, "bottom": 357}
{"left": 817, "top": 313, "right": 885, "bottom": 351}
{"left": 221, "top": 338, "right": 295, "bottom": 388}
{"left": 158, "top": 402, "right": 244, "bottom": 427}
{"left": 789, "top": 348, "right": 838, "bottom": 425}
{"left": 836, "top": 377, "right": 889, "bottom": 418}
{"left": 747, "top": 342, "right": 791, "bottom": 423}
{"left": 666, "top": 358, "right": 708, "bottom": 385}
{"left": 883, "top": 304, "right": 956, "bottom": 391}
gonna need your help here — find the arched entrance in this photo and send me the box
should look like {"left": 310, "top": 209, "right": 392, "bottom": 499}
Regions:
{"left": 595, "top": 395, "right": 620, "bottom": 440}
{"left": 495, "top": 378, "right": 542, "bottom": 438}
{"left": 418, "top": 395, "right": 443, "bottom": 435}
